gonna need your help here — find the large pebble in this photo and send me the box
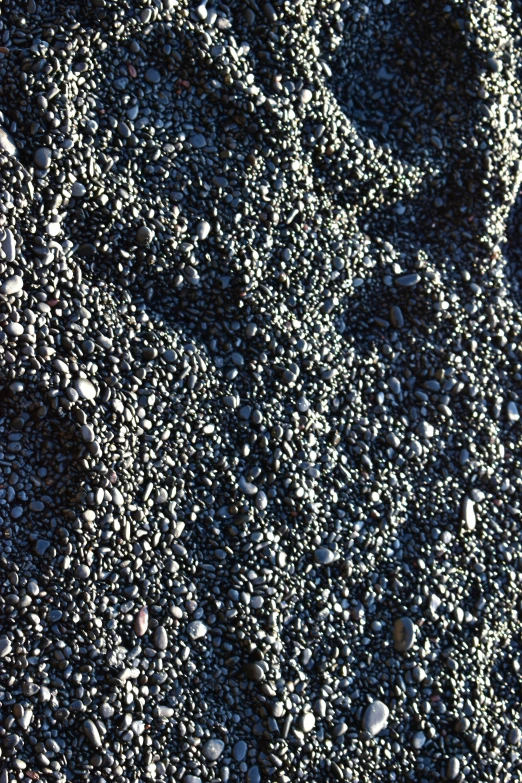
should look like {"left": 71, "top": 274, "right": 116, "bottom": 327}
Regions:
{"left": 461, "top": 497, "right": 476, "bottom": 531}
{"left": 362, "top": 700, "right": 389, "bottom": 737}
{"left": 1, "top": 229, "right": 15, "bottom": 262}
{"left": 0, "top": 274, "right": 23, "bottom": 296}
{"left": 0, "top": 128, "right": 16, "bottom": 156}
{"left": 74, "top": 377, "right": 97, "bottom": 400}
{"left": 83, "top": 719, "right": 102, "bottom": 748}
{"left": 202, "top": 738, "right": 225, "bottom": 761}
{"left": 187, "top": 620, "right": 207, "bottom": 639}
{"left": 34, "top": 147, "right": 52, "bottom": 168}
{"left": 393, "top": 617, "right": 416, "bottom": 652}
{"left": 134, "top": 606, "right": 149, "bottom": 636}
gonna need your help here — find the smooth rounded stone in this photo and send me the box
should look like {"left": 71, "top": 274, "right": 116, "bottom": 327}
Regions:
{"left": 83, "top": 719, "right": 102, "bottom": 748}
{"left": 134, "top": 606, "right": 149, "bottom": 637}
{"left": 187, "top": 620, "right": 207, "bottom": 640}
{"left": 314, "top": 548, "right": 336, "bottom": 565}
{"left": 416, "top": 421, "right": 434, "bottom": 438}
{"left": 362, "top": 700, "right": 389, "bottom": 737}
{"left": 190, "top": 133, "right": 207, "bottom": 149}
{"left": 197, "top": 220, "right": 211, "bottom": 240}
{"left": 300, "top": 88, "right": 313, "bottom": 103}
{"left": 255, "top": 490, "right": 268, "bottom": 511}
{"left": 507, "top": 401, "right": 520, "bottom": 421}
{"left": 75, "top": 564, "right": 91, "bottom": 580}
{"left": 393, "top": 617, "right": 416, "bottom": 652}
{"left": 34, "top": 147, "right": 52, "bottom": 169}
{"left": 0, "top": 637, "right": 12, "bottom": 657}
{"left": 35, "top": 539, "right": 50, "bottom": 556}
{"left": 0, "top": 127, "right": 17, "bottom": 156}
{"left": 11, "top": 506, "right": 23, "bottom": 519}
{"left": 412, "top": 731, "right": 426, "bottom": 749}
{"left": 81, "top": 424, "right": 95, "bottom": 443}
{"left": 300, "top": 712, "right": 316, "bottom": 733}
{"left": 154, "top": 705, "right": 174, "bottom": 719}
{"left": 6, "top": 322, "right": 24, "bottom": 337}
{"left": 0, "top": 274, "right": 23, "bottom": 295}
{"left": 508, "top": 727, "right": 521, "bottom": 744}
{"left": 202, "top": 738, "right": 225, "bottom": 761}
{"left": 136, "top": 225, "right": 154, "bottom": 246}
{"left": 233, "top": 740, "right": 247, "bottom": 762}
{"left": 17, "top": 708, "right": 33, "bottom": 730}
{"left": 246, "top": 766, "right": 261, "bottom": 783}
{"left": 99, "top": 703, "right": 115, "bottom": 720}
{"left": 461, "top": 497, "right": 476, "bottom": 532}
{"left": 184, "top": 777, "right": 201, "bottom": 783}
{"left": 1, "top": 229, "right": 16, "bottom": 263}
{"left": 243, "top": 662, "right": 265, "bottom": 682}
{"left": 74, "top": 377, "right": 96, "bottom": 400}
{"left": 390, "top": 305, "right": 404, "bottom": 328}
{"left": 239, "top": 475, "right": 257, "bottom": 495}
{"left": 154, "top": 625, "right": 168, "bottom": 650}
{"left": 388, "top": 377, "right": 401, "bottom": 395}
{"left": 71, "top": 182, "right": 87, "bottom": 197}
{"left": 48, "top": 609, "right": 63, "bottom": 623}
{"left": 396, "top": 273, "right": 421, "bottom": 287}
{"left": 446, "top": 757, "right": 460, "bottom": 779}
{"left": 145, "top": 67, "right": 161, "bottom": 84}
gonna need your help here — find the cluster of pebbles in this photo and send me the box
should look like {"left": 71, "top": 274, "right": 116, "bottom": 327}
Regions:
{"left": 1, "top": 0, "right": 522, "bottom": 782}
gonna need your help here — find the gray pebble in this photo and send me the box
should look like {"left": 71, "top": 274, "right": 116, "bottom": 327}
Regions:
{"left": 393, "top": 617, "right": 416, "bottom": 651}
{"left": 154, "top": 625, "right": 168, "bottom": 650}
{"left": 187, "top": 620, "right": 207, "bottom": 639}
{"left": 446, "top": 757, "right": 460, "bottom": 779}
{"left": 34, "top": 147, "right": 52, "bottom": 169}
{"left": 0, "top": 274, "right": 23, "bottom": 295}
{"left": 233, "top": 740, "right": 247, "bottom": 761}
{"left": 362, "top": 700, "right": 389, "bottom": 737}
{"left": 314, "top": 548, "right": 336, "bottom": 565}
{"left": 202, "top": 738, "right": 225, "bottom": 761}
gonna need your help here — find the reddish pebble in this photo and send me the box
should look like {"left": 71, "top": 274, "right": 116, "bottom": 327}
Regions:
{"left": 134, "top": 606, "right": 149, "bottom": 636}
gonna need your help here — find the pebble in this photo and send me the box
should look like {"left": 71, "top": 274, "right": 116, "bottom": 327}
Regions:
{"left": 1, "top": 229, "right": 15, "bottom": 263}
{"left": 233, "top": 741, "right": 247, "bottom": 762}
{"left": 393, "top": 617, "right": 416, "bottom": 651}
{"left": 74, "top": 377, "right": 97, "bottom": 400}
{"left": 202, "top": 739, "right": 225, "bottom": 761}
{"left": 0, "top": 637, "right": 12, "bottom": 657}
{"left": 314, "top": 548, "right": 336, "bottom": 565}
{"left": 446, "top": 757, "right": 460, "bottom": 780}
{"left": 83, "top": 719, "right": 102, "bottom": 748}
{"left": 145, "top": 67, "right": 161, "bottom": 84}
{"left": 134, "top": 606, "right": 149, "bottom": 637}
{"left": 154, "top": 625, "right": 168, "bottom": 650}
{"left": 34, "top": 147, "right": 52, "bottom": 169}
{"left": 300, "top": 712, "right": 316, "bottom": 733}
{"left": 187, "top": 620, "right": 207, "bottom": 640}
{"left": 362, "top": 701, "right": 389, "bottom": 737}
{"left": 396, "top": 273, "right": 420, "bottom": 287}
{"left": 461, "top": 496, "right": 476, "bottom": 531}
{"left": 0, "top": 127, "right": 16, "bottom": 156}
{"left": 0, "top": 274, "right": 23, "bottom": 295}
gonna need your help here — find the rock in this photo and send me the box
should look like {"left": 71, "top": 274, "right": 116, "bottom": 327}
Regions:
{"left": 154, "top": 625, "right": 168, "bottom": 650}
{"left": 34, "top": 147, "right": 52, "bottom": 168}
{"left": 446, "top": 757, "right": 460, "bottom": 779}
{"left": 0, "top": 128, "right": 17, "bottom": 156}
{"left": 393, "top": 617, "right": 416, "bottom": 652}
{"left": 300, "top": 712, "right": 316, "bottom": 733}
{"left": 461, "top": 496, "right": 476, "bottom": 531}
{"left": 0, "top": 637, "right": 12, "bottom": 657}
{"left": 74, "top": 377, "right": 97, "bottom": 400}
{"left": 314, "top": 548, "right": 336, "bottom": 565}
{"left": 362, "top": 700, "right": 389, "bottom": 737}
{"left": 187, "top": 620, "right": 207, "bottom": 640}
{"left": 0, "top": 274, "right": 23, "bottom": 295}
{"left": 202, "top": 738, "right": 225, "bottom": 761}
{"left": 83, "top": 719, "right": 102, "bottom": 748}
{"left": 233, "top": 740, "right": 247, "bottom": 761}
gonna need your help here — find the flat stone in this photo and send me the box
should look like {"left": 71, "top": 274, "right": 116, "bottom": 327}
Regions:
{"left": 233, "top": 740, "right": 247, "bottom": 761}
{"left": 393, "top": 617, "right": 416, "bottom": 652}
{"left": 74, "top": 377, "right": 97, "bottom": 400}
{"left": 202, "top": 738, "right": 225, "bottom": 761}
{"left": 362, "top": 700, "right": 389, "bottom": 737}
{"left": 0, "top": 128, "right": 17, "bottom": 156}
{"left": 34, "top": 147, "right": 52, "bottom": 169}
{"left": 396, "top": 273, "right": 421, "bottom": 287}
{"left": 145, "top": 68, "right": 161, "bottom": 84}
{"left": 314, "top": 548, "right": 336, "bottom": 565}
{"left": 187, "top": 620, "right": 207, "bottom": 639}
{"left": 0, "top": 274, "right": 23, "bottom": 296}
